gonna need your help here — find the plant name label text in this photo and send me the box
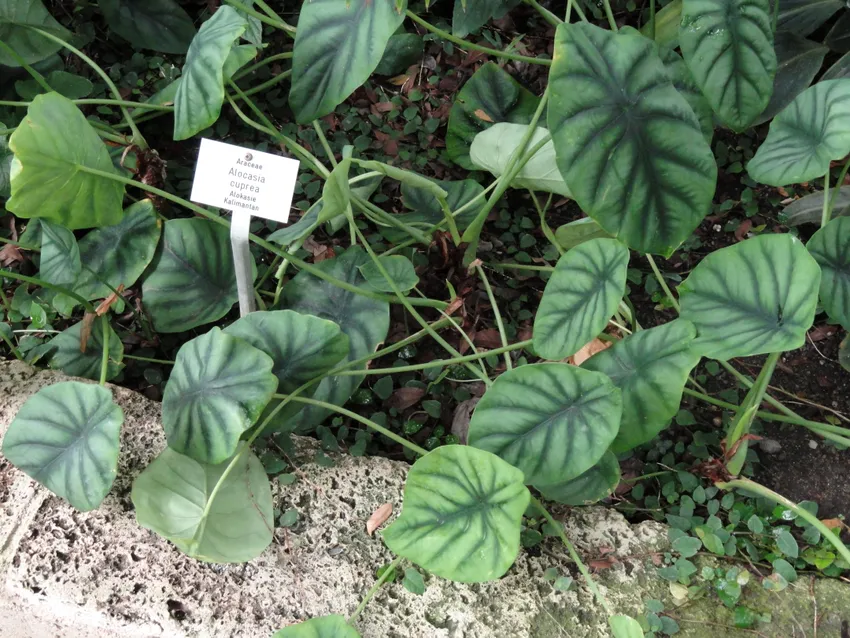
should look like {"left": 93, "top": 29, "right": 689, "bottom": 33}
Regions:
{"left": 190, "top": 138, "right": 299, "bottom": 223}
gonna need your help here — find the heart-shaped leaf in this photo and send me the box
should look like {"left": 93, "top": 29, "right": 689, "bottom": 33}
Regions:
{"left": 583, "top": 319, "right": 701, "bottom": 452}
{"left": 470, "top": 124, "right": 572, "bottom": 197}
{"left": 98, "top": 0, "right": 196, "bottom": 54}
{"left": 279, "top": 247, "right": 389, "bottom": 434}
{"left": 6, "top": 93, "right": 126, "bottom": 229}
{"left": 447, "top": 62, "right": 542, "bottom": 170}
{"left": 777, "top": 0, "right": 842, "bottom": 36}
{"left": 223, "top": 310, "right": 350, "bottom": 428}
{"left": 142, "top": 218, "right": 245, "bottom": 333}
{"left": 383, "top": 445, "right": 529, "bottom": 583}
{"left": 535, "top": 450, "right": 620, "bottom": 506}
{"left": 548, "top": 23, "right": 717, "bottom": 256}
{"left": 748, "top": 80, "right": 850, "bottom": 186}
{"left": 554, "top": 218, "right": 612, "bottom": 251}
{"left": 47, "top": 318, "right": 124, "bottom": 381}
{"left": 132, "top": 445, "right": 273, "bottom": 563}
{"left": 679, "top": 234, "right": 821, "bottom": 360}
{"left": 173, "top": 7, "right": 247, "bottom": 140}
{"left": 754, "top": 33, "right": 827, "bottom": 126}
{"left": 162, "top": 327, "right": 278, "bottom": 464}
{"left": 807, "top": 217, "right": 850, "bottom": 330}
{"left": 679, "top": 0, "right": 776, "bottom": 131}
{"left": 15, "top": 70, "right": 93, "bottom": 100}
{"left": 74, "top": 199, "right": 161, "bottom": 301}
{"left": 289, "top": 0, "right": 406, "bottom": 123}
{"left": 659, "top": 46, "right": 713, "bottom": 141}
{"left": 452, "top": 0, "right": 519, "bottom": 37}
{"left": 272, "top": 616, "right": 360, "bottom": 638}
{"left": 0, "top": 0, "right": 71, "bottom": 66}
{"left": 359, "top": 255, "right": 419, "bottom": 293}
{"left": 2, "top": 381, "right": 123, "bottom": 511}
{"left": 39, "top": 220, "right": 80, "bottom": 286}
{"left": 468, "top": 363, "right": 622, "bottom": 485}
{"left": 533, "top": 238, "right": 629, "bottom": 361}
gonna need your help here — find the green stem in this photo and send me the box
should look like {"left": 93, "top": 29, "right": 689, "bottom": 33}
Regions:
{"left": 488, "top": 262, "right": 554, "bottom": 272}
{"left": 650, "top": 0, "right": 656, "bottom": 39}
{"left": 233, "top": 52, "right": 293, "bottom": 80}
{"left": 253, "top": 0, "right": 297, "bottom": 33}
{"left": 646, "top": 254, "right": 680, "bottom": 312}
{"left": 98, "top": 315, "right": 110, "bottom": 386}
{"left": 0, "top": 284, "right": 11, "bottom": 314}
{"left": 351, "top": 194, "right": 432, "bottom": 245}
{"left": 828, "top": 154, "right": 850, "bottom": 221}
{"left": 602, "top": 0, "right": 618, "bottom": 30}
{"left": 531, "top": 497, "right": 614, "bottom": 615}
{"left": 312, "top": 120, "right": 338, "bottom": 168}
{"left": 222, "top": 0, "right": 295, "bottom": 33}
{"left": 0, "top": 269, "right": 96, "bottom": 312}
{"left": 822, "top": 168, "right": 831, "bottom": 227}
{"left": 28, "top": 27, "right": 146, "bottom": 148}
{"left": 530, "top": 191, "right": 563, "bottom": 255}
{"left": 523, "top": 0, "right": 562, "bottom": 25}
{"left": 283, "top": 395, "right": 429, "bottom": 457}
{"left": 716, "top": 478, "right": 850, "bottom": 566}
{"left": 123, "top": 354, "right": 175, "bottom": 365}
{"left": 0, "top": 99, "right": 172, "bottom": 111}
{"left": 406, "top": 11, "right": 551, "bottom": 66}
{"left": 0, "top": 325, "right": 24, "bottom": 361}
{"left": 349, "top": 556, "right": 404, "bottom": 625}
{"left": 475, "top": 264, "right": 513, "bottom": 371}
{"left": 0, "top": 39, "right": 53, "bottom": 92}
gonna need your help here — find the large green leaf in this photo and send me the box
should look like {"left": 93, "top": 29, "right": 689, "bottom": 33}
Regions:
{"left": 452, "top": 0, "right": 519, "bottom": 37}
{"left": 383, "top": 445, "right": 529, "bottom": 583}
{"left": 223, "top": 310, "right": 350, "bottom": 429}
{"left": 39, "top": 220, "right": 80, "bottom": 287}
{"left": 826, "top": 11, "right": 850, "bottom": 53}
{"left": 0, "top": 0, "right": 71, "bottom": 66}
{"left": 162, "top": 327, "right": 277, "bottom": 464}
{"left": 468, "top": 363, "right": 622, "bottom": 485}
{"left": 583, "top": 320, "right": 701, "bottom": 452}
{"left": 278, "top": 247, "right": 389, "bottom": 434}
{"left": 470, "top": 124, "right": 572, "bottom": 197}
{"left": 777, "top": 0, "right": 842, "bottom": 36}
{"left": 142, "top": 218, "right": 244, "bottom": 333}
{"left": 132, "top": 445, "right": 273, "bottom": 563}
{"left": 6, "top": 93, "right": 126, "bottom": 229}
{"left": 374, "top": 31, "right": 422, "bottom": 76}
{"left": 0, "top": 121, "right": 12, "bottom": 198}
{"left": 15, "top": 69, "right": 93, "bottom": 101}
{"left": 679, "top": 234, "right": 821, "bottom": 360}
{"left": 782, "top": 187, "right": 850, "bottom": 226}
{"left": 807, "top": 217, "right": 850, "bottom": 330}
{"left": 74, "top": 199, "right": 161, "bottom": 301}
{"left": 47, "top": 319, "right": 124, "bottom": 381}
{"left": 640, "top": 0, "right": 682, "bottom": 47}
{"left": 680, "top": 0, "right": 776, "bottom": 132}
{"left": 173, "top": 7, "right": 247, "bottom": 140}
{"left": 754, "top": 33, "right": 827, "bottom": 126}
{"left": 548, "top": 23, "right": 716, "bottom": 256}
{"left": 533, "top": 238, "right": 629, "bottom": 361}
{"left": 535, "top": 450, "right": 620, "bottom": 506}
{"left": 447, "top": 62, "right": 541, "bottom": 170}
{"left": 747, "top": 80, "right": 850, "bottom": 187}
{"left": 272, "top": 616, "right": 360, "bottom": 638}
{"left": 2, "top": 381, "right": 123, "bottom": 511}
{"left": 554, "top": 217, "right": 612, "bottom": 251}
{"left": 98, "top": 0, "right": 195, "bottom": 53}
{"left": 659, "top": 46, "right": 714, "bottom": 141}
{"left": 289, "top": 0, "right": 406, "bottom": 123}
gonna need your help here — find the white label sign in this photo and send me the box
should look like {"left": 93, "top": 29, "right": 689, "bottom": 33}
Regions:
{"left": 190, "top": 138, "right": 300, "bottom": 223}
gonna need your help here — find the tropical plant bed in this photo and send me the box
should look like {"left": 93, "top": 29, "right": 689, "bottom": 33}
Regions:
{"left": 2, "top": 0, "right": 850, "bottom": 636}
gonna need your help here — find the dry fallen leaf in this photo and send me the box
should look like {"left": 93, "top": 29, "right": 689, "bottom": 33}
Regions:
{"left": 95, "top": 284, "right": 125, "bottom": 316}
{"left": 79, "top": 312, "right": 96, "bottom": 354}
{"left": 386, "top": 387, "right": 425, "bottom": 410}
{"left": 0, "top": 244, "right": 24, "bottom": 266}
{"left": 473, "top": 109, "right": 494, "bottom": 122}
{"left": 473, "top": 328, "right": 503, "bottom": 349}
{"left": 820, "top": 518, "right": 846, "bottom": 531}
{"left": 451, "top": 397, "right": 480, "bottom": 445}
{"left": 809, "top": 324, "right": 838, "bottom": 342}
{"left": 366, "top": 503, "right": 393, "bottom": 535}
{"left": 568, "top": 337, "right": 613, "bottom": 366}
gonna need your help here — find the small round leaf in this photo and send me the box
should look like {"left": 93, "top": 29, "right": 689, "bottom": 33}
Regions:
{"left": 383, "top": 445, "right": 530, "bottom": 583}
{"left": 807, "top": 216, "right": 850, "bottom": 330}
{"left": 533, "top": 238, "right": 629, "bottom": 361}
{"left": 2, "top": 381, "right": 123, "bottom": 511}
{"left": 272, "top": 615, "right": 360, "bottom": 638}
{"left": 359, "top": 255, "right": 419, "bottom": 293}
{"left": 468, "top": 364, "right": 622, "bottom": 485}
{"left": 162, "top": 327, "right": 278, "bottom": 464}
{"left": 535, "top": 450, "right": 620, "bottom": 506}
{"left": 132, "top": 445, "right": 273, "bottom": 563}
{"left": 679, "top": 234, "right": 821, "bottom": 360}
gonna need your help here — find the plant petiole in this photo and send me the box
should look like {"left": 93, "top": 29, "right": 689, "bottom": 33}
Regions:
{"left": 348, "top": 556, "right": 404, "bottom": 624}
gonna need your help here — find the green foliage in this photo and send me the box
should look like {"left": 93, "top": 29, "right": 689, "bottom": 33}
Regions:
{"left": 808, "top": 217, "right": 850, "bottom": 329}
{"left": 2, "top": 382, "right": 123, "bottom": 511}
{"left": 0, "top": 0, "right": 70, "bottom": 66}
{"left": 271, "top": 615, "right": 360, "bottom": 638}
{"left": 359, "top": 255, "right": 419, "bottom": 292}
{"left": 173, "top": 6, "right": 247, "bottom": 140}
{"left": 38, "top": 221, "right": 80, "bottom": 287}
{"left": 548, "top": 23, "right": 717, "bottom": 256}
{"left": 132, "top": 445, "right": 273, "bottom": 562}
{"left": 383, "top": 445, "right": 530, "bottom": 582}
{"left": 6, "top": 93, "right": 126, "bottom": 229}
{"left": 468, "top": 363, "right": 622, "bottom": 486}
{"left": 98, "top": 0, "right": 196, "bottom": 54}
{"left": 533, "top": 238, "right": 629, "bottom": 360}
{"left": 535, "top": 450, "right": 620, "bottom": 506}
{"left": 47, "top": 319, "right": 124, "bottom": 381}
{"left": 289, "top": 0, "right": 406, "bottom": 123}
{"left": 452, "top": 0, "right": 519, "bottom": 37}
{"left": 162, "top": 327, "right": 278, "bottom": 464}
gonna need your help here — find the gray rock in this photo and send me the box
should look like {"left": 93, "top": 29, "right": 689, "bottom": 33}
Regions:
{"left": 0, "top": 361, "right": 848, "bottom": 637}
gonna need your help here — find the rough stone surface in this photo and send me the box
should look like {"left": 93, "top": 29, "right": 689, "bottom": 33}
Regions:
{"left": 1, "top": 360, "right": 849, "bottom": 637}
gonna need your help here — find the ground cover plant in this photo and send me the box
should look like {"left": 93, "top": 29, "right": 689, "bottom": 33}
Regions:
{"left": 1, "top": 0, "right": 850, "bottom": 635}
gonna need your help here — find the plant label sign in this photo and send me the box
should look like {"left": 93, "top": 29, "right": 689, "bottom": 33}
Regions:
{"left": 190, "top": 138, "right": 300, "bottom": 316}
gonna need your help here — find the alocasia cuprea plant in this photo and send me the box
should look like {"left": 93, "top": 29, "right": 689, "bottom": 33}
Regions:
{"left": 1, "top": 0, "right": 850, "bottom": 636}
